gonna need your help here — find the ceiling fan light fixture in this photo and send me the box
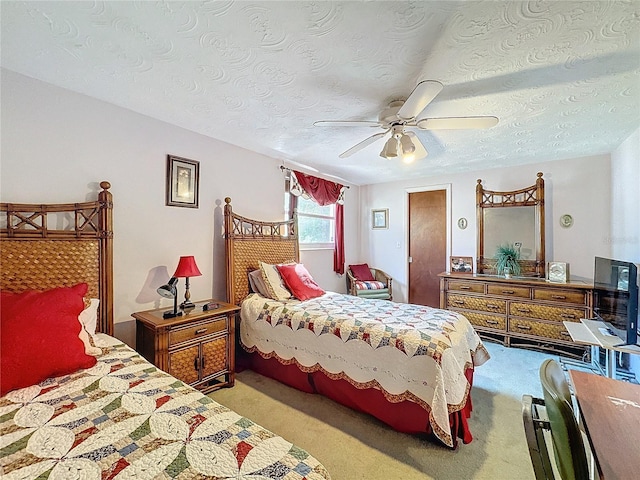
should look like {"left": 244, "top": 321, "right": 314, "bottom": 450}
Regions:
{"left": 402, "top": 153, "right": 416, "bottom": 164}
{"left": 380, "top": 137, "right": 399, "bottom": 158}
{"left": 399, "top": 134, "right": 415, "bottom": 155}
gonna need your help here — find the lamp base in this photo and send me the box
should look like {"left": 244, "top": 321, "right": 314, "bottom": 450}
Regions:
{"left": 163, "top": 310, "right": 183, "bottom": 319}
{"left": 180, "top": 301, "right": 196, "bottom": 310}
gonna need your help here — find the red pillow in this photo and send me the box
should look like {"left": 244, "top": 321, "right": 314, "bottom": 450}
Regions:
{"left": 276, "top": 263, "right": 325, "bottom": 301}
{"left": 1, "top": 283, "right": 97, "bottom": 396}
{"left": 349, "top": 263, "right": 375, "bottom": 281}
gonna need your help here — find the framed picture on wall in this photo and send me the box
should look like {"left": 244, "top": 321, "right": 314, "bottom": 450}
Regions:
{"left": 166, "top": 155, "right": 199, "bottom": 208}
{"left": 450, "top": 256, "right": 473, "bottom": 274}
{"left": 372, "top": 208, "right": 389, "bottom": 229}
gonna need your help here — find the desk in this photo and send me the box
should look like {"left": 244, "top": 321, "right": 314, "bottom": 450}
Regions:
{"left": 569, "top": 370, "right": 640, "bottom": 480}
{"left": 563, "top": 319, "right": 640, "bottom": 378}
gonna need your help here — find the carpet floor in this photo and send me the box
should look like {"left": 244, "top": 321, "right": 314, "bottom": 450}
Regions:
{"left": 210, "top": 340, "right": 561, "bottom": 480}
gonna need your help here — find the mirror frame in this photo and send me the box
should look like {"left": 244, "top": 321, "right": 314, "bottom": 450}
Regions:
{"left": 476, "top": 172, "right": 545, "bottom": 277}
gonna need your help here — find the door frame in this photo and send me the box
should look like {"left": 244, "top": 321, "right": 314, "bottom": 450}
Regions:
{"left": 404, "top": 184, "right": 452, "bottom": 298}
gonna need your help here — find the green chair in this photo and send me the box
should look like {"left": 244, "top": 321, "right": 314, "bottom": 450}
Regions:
{"left": 539, "top": 359, "right": 590, "bottom": 480}
{"left": 346, "top": 265, "right": 392, "bottom": 300}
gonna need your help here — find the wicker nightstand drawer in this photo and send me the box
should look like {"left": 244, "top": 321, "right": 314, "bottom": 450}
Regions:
{"left": 169, "top": 316, "right": 227, "bottom": 346}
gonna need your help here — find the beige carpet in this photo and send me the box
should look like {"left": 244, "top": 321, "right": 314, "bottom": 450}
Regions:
{"left": 210, "top": 340, "right": 560, "bottom": 480}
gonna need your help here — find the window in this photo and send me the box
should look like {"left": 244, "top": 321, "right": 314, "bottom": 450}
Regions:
{"left": 284, "top": 193, "right": 335, "bottom": 249}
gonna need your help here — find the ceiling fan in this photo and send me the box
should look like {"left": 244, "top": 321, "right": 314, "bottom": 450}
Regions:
{"left": 314, "top": 81, "right": 498, "bottom": 163}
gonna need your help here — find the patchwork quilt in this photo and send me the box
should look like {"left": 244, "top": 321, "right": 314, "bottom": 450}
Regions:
{"left": 0, "top": 336, "right": 331, "bottom": 480}
{"left": 241, "top": 292, "right": 490, "bottom": 447}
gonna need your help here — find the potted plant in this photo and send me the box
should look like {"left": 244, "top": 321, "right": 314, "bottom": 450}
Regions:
{"left": 495, "top": 243, "right": 521, "bottom": 278}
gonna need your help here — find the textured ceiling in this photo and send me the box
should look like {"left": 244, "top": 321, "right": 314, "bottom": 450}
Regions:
{"left": 2, "top": 1, "right": 639, "bottom": 185}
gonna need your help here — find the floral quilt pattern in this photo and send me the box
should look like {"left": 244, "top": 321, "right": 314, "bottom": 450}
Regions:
{"left": 256, "top": 292, "right": 467, "bottom": 363}
{"left": 0, "top": 340, "right": 331, "bottom": 480}
{"left": 241, "top": 292, "right": 489, "bottom": 447}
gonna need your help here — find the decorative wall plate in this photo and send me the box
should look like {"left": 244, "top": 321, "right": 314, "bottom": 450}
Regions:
{"left": 457, "top": 217, "right": 468, "bottom": 230}
{"left": 559, "top": 214, "right": 573, "bottom": 228}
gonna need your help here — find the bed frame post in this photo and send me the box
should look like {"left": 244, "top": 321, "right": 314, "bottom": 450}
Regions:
{"left": 98, "top": 181, "right": 114, "bottom": 336}
{"left": 224, "top": 197, "right": 234, "bottom": 305}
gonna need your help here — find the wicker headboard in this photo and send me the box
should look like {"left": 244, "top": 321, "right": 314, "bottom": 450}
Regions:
{"left": 224, "top": 197, "right": 298, "bottom": 306}
{"left": 0, "top": 182, "right": 114, "bottom": 335}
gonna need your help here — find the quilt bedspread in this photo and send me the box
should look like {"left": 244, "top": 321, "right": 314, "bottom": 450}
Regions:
{"left": 240, "top": 292, "right": 490, "bottom": 447}
{"left": 0, "top": 336, "right": 331, "bottom": 480}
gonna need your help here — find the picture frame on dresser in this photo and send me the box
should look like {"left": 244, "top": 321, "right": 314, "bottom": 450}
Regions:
{"left": 166, "top": 154, "right": 199, "bottom": 208}
{"left": 451, "top": 256, "right": 473, "bottom": 274}
{"left": 547, "top": 262, "right": 570, "bottom": 283}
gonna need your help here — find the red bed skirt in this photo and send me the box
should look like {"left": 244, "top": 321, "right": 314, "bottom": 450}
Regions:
{"left": 238, "top": 351, "right": 475, "bottom": 448}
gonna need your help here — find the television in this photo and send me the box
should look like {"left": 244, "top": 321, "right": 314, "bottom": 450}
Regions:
{"left": 592, "top": 256, "right": 639, "bottom": 346}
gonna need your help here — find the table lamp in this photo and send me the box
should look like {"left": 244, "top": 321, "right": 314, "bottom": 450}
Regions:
{"left": 156, "top": 277, "right": 181, "bottom": 319}
{"left": 173, "top": 255, "right": 202, "bottom": 310}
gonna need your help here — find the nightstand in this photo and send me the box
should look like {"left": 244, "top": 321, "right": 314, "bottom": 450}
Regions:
{"left": 133, "top": 299, "right": 240, "bottom": 393}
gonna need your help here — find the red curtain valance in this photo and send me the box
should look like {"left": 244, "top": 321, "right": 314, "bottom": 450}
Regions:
{"left": 292, "top": 170, "right": 343, "bottom": 206}
{"left": 292, "top": 170, "right": 345, "bottom": 275}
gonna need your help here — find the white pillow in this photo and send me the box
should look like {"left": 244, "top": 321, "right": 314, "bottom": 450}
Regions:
{"left": 248, "top": 269, "right": 270, "bottom": 298}
{"left": 78, "top": 298, "right": 101, "bottom": 356}
{"left": 259, "top": 261, "right": 292, "bottom": 301}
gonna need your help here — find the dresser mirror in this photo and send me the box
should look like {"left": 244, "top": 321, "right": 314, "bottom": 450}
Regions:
{"left": 476, "top": 172, "right": 545, "bottom": 277}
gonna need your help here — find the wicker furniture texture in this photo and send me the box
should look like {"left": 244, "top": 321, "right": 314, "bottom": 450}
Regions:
{"left": 440, "top": 272, "right": 593, "bottom": 358}
{"left": 0, "top": 181, "right": 114, "bottom": 335}
{"left": 346, "top": 267, "right": 393, "bottom": 300}
{"left": 133, "top": 299, "right": 240, "bottom": 393}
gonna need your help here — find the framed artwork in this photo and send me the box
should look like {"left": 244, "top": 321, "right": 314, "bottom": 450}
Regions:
{"left": 166, "top": 155, "right": 199, "bottom": 208}
{"left": 450, "top": 256, "right": 473, "bottom": 274}
{"left": 372, "top": 208, "right": 389, "bottom": 229}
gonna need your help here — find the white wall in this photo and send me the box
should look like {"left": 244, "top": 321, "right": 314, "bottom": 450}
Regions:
{"left": 610, "top": 127, "right": 640, "bottom": 374}
{"left": 359, "top": 156, "right": 612, "bottom": 303}
{"left": 0, "top": 69, "right": 359, "bottom": 346}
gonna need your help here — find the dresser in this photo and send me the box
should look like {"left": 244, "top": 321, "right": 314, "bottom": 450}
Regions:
{"left": 439, "top": 272, "right": 593, "bottom": 357}
{"left": 133, "top": 299, "right": 240, "bottom": 393}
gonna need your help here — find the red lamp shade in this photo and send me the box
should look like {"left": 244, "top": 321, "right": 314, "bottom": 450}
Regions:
{"left": 173, "top": 256, "right": 202, "bottom": 278}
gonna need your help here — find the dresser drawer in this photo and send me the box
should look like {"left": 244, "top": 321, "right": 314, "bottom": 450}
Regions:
{"left": 487, "top": 284, "right": 531, "bottom": 298}
{"left": 509, "top": 301, "right": 586, "bottom": 323}
{"left": 459, "top": 311, "right": 507, "bottom": 331}
{"left": 448, "top": 294, "right": 506, "bottom": 314}
{"left": 533, "top": 288, "right": 587, "bottom": 305}
{"left": 509, "top": 318, "right": 575, "bottom": 342}
{"left": 448, "top": 280, "right": 485, "bottom": 294}
{"left": 169, "top": 316, "right": 228, "bottom": 346}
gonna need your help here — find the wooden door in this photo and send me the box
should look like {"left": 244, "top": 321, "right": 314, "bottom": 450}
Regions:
{"left": 408, "top": 190, "right": 447, "bottom": 307}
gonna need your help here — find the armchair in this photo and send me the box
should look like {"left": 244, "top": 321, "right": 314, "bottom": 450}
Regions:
{"left": 346, "top": 263, "right": 392, "bottom": 300}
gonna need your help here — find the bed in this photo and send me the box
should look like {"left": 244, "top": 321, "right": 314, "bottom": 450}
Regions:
{"left": 224, "top": 198, "right": 490, "bottom": 448}
{"left": 0, "top": 183, "right": 331, "bottom": 480}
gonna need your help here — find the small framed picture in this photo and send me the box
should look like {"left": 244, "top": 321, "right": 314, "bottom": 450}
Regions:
{"left": 547, "top": 262, "right": 570, "bottom": 283}
{"left": 372, "top": 208, "right": 389, "bottom": 229}
{"left": 450, "top": 256, "right": 473, "bottom": 274}
{"left": 166, "top": 155, "right": 199, "bottom": 208}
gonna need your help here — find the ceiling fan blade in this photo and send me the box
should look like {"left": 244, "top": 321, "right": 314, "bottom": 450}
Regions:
{"left": 405, "top": 131, "right": 428, "bottom": 160}
{"left": 416, "top": 116, "right": 499, "bottom": 130}
{"left": 314, "top": 120, "right": 382, "bottom": 128}
{"left": 397, "top": 80, "right": 444, "bottom": 120}
{"left": 339, "top": 131, "right": 388, "bottom": 158}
